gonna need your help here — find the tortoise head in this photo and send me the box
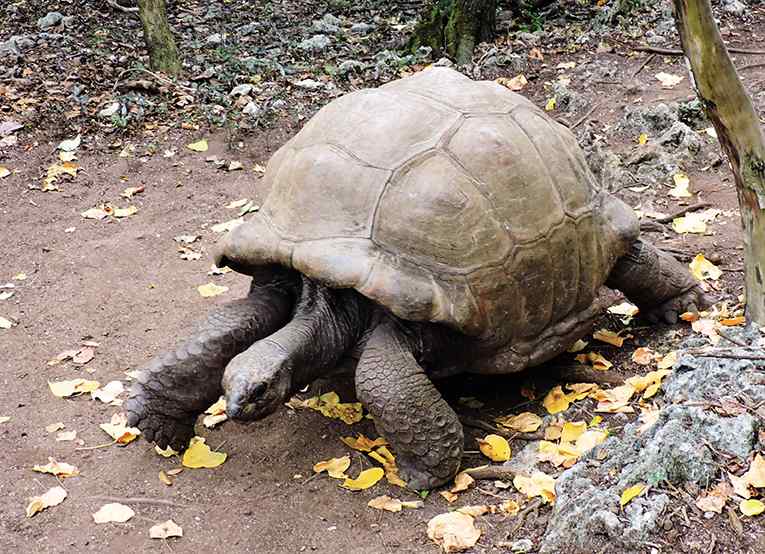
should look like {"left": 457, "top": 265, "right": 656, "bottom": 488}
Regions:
{"left": 223, "top": 345, "right": 292, "bottom": 421}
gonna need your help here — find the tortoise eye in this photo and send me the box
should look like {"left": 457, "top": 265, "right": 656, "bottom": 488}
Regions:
{"left": 251, "top": 382, "right": 267, "bottom": 398}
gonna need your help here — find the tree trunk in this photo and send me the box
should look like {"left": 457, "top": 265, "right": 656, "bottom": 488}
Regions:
{"left": 138, "top": 0, "right": 181, "bottom": 75}
{"left": 410, "top": 0, "right": 496, "bottom": 65}
{"left": 671, "top": 0, "right": 765, "bottom": 323}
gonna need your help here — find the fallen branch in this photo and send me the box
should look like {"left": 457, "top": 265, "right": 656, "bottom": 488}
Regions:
{"left": 738, "top": 62, "right": 765, "bottom": 72}
{"left": 465, "top": 465, "right": 517, "bottom": 481}
{"left": 106, "top": 0, "right": 139, "bottom": 13}
{"left": 89, "top": 495, "right": 188, "bottom": 508}
{"left": 654, "top": 201, "right": 712, "bottom": 223}
{"left": 684, "top": 347, "right": 765, "bottom": 361}
{"left": 511, "top": 498, "right": 544, "bottom": 534}
{"left": 570, "top": 102, "right": 601, "bottom": 129}
{"left": 633, "top": 53, "right": 656, "bottom": 77}
{"left": 553, "top": 363, "right": 625, "bottom": 386}
{"left": 633, "top": 45, "right": 765, "bottom": 56}
{"left": 459, "top": 416, "right": 544, "bottom": 441}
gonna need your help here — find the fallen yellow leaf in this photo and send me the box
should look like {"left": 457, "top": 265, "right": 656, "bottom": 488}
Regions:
{"left": 32, "top": 458, "right": 79, "bottom": 478}
{"left": 0, "top": 166, "right": 10, "bottom": 178}
{"left": 495, "top": 412, "right": 543, "bottom": 433}
{"left": 99, "top": 413, "right": 141, "bottom": 445}
{"left": 313, "top": 455, "right": 351, "bottom": 479}
{"left": 499, "top": 499, "right": 520, "bottom": 515}
{"left": 92, "top": 503, "right": 135, "bottom": 523}
{"left": 720, "top": 316, "right": 746, "bottom": 326}
{"left": 543, "top": 386, "right": 570, "bottom": 414}
{"left": 638, "top": 133, "right": 648, "bottom": 145}
{"left": 620, "top": 483, "right": 646, "bottom": 507}
{"left": 513, "top": 471, "right": 556, "bottom": 503}
{"left": 575, "top": 351, "right": 613, "bottom": 370}
{"left": 743, "top": 454, "right": 765, "bottom": 488}
{"left": 340, "top": 434, "right": 387, "bottom": 452}
{"left": 561, "top": 421, "right": 587, "bottom": 443}
{"left": 451, "top": 470, "right": 476, "bottom": 493}
{"left": 342, "top": 467, "right": 384, "bottom": 490}
{"left": 186, "top": 139, "right": 209, "bottom": 152}
{"left": 149, "top": 519, "right": 183, "bottom": 539}
{"left": 545, "top": 97, "right": 557, "bottom": 111}
{"left": 25, "top": 486, "right": 67, "bottom": 518}
{"left": 182, "top": 437, "right": 227, "bottom": 468}
{"left": 567, "top": 339, "right": 588, "bottom": 353}
{"left": 197, "top": 283, "right": 229, "bottom": 298}
{"left": 49, "top": 378, "right": 101, "bottom": 398}
{"left": 740, "top": 499, "right": 765, "bottom": 517}
{"left": 592, "top": 329, "right": 625, "bottom": 348}
{"left": 496, "top": 74, "right": 528, "bottom": 91}
{"left": 669, "top": 172, "right": 692, "bottom": 198}
{"left": 631, "top": 347, "right": 655, "bottom": 365}
{"left": 304, "top": 391, "right": 363, "bottom": 424}
{"left": 657, "top": 351, "right": 678, "bottom": 370}
{"left": 477, "top": 434, "right": 511, "bottom": 462}
{"left": 689, "top": 254, "right": 722, "bottom": 282}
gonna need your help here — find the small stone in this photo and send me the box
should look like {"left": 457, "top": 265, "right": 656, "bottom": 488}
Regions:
{"left": 272, "top": 99, "right": 287, "bottom": 110}
{"left": 62, "top": 16, "right": 76, "bottom": 29}
{"left": 206, "top": 33, "right": 223, "bottom": 45}
{"left": 299, "top": 34, "right": 331, "bottom": 51}
{"left": 229, "top": 84, "right": 253, "bottom": 96}
{"left": 238, "top": 23, "right": 263, "bottom": 36}
{"left": 313, "top": 14, "right": 341, "bottom": 34}
{"left": 293, "top": 79, "right": 323, "bottom": 91}
{"left": 98, "top": 103, "right": 120, "bottom": 118}
{"left": 350, "top": 22, "right": 374, "bottom": 35}
{"left": 433, "top": 57, "right": 454, "bottom": 68}
{"left": 722, "top": 0, "right": 747, "bottom": 16}
{"left": 242, "top": 102, "right": 260, "bottom": 118}
{"left": 511, "top": 538, "right": 534, "bottom": 553}
{"left": 337, "top": 60, "right": 366, "bottom": 75}
{"left": 516, "top": 31, "right": 540, "bottom": 45}
{"left": 37, "top": 12, "right": 64, "bottom": 30}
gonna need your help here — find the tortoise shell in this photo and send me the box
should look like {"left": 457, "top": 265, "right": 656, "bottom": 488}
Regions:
{"left": 223, "top": 67, "right": 635, "bottom": 350}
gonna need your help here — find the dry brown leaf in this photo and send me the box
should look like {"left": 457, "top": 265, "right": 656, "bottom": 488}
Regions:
{"left": 427, "top": 512, "right": 481, "bottom": 553}
{"left": 32, "top": 458, "right": 79, "bottom": 478}
{"left": 495, "top": 412, "right": 543, "bottom": 433}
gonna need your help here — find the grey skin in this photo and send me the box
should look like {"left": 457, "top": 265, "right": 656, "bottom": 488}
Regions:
{"left": 126, "top": 243, "right": 707, "bottom": 490}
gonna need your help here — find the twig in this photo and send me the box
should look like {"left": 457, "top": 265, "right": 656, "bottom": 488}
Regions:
{"left": 717, "top": 328, "right": 747, "bottom": 347}
{"left": 738, "top": 62, "right": 765, "bottom": 72}
{"left": 684, "top": 347, "right": 765, "bottom": 361}
{"left": 113, "top": 67, "right": 195, "bottom": 94}
{"left": 511, "top": 498, "right": 544, "bottom": 534}
{"left": 654, "top": 202, "right": 711, "bottom": 223}
{"left": 633, "top": 45, "right": 765, "bottom": 55}
{"left": 570, "top": 102, "right": 601, "bottom": 129}
{"left": 633, "top": 54, "right": 656, "bottom": 77}
{"left": 75, "top": 441, "right": 116, "bottom": 451}
{"left": 465, "top": 465, "right": 517, "bottom": 481}
{"left": 89, "top": 495, "right": 188, "bottom": 508}
{"left": 106, "top": 0, "right": 139, "bottom": 13}
{"left": 554, "top": 363, "right": 625, "bottom": 385}
{"left": 458, "top": 416, "right": 544, "bottom": 441}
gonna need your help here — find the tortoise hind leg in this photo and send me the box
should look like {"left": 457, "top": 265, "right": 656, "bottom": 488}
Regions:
{"left": 606, "top": 238, "right": 710, "bottom": 323}
{"left": 356, "top": 320, "right": 463, "bottom": 490}
{"left": 125, "top": 276, "right": 295, "bottom": 451}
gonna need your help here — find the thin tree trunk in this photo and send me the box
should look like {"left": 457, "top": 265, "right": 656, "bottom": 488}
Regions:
{"left": 410, "top": 0, "right": 496, "bottom": 65}
{"left": 138, "top": 0, "right": 181, "bottom": 76}
{"left": 671, "top": 0, "right": 765, "bottom": 324}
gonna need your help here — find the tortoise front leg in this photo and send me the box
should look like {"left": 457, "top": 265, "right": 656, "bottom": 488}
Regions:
{"left": 606, "top": 238, "right": 710, "bottom": 323}
{"left": 356, "top": 321, "right": 463, "bottom": 490}
{"left": 125, "top": 278, "right": 294, "bottom": 451}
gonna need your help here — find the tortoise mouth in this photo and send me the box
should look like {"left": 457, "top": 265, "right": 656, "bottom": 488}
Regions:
{"left": 225, "top": 389, "right": 283, "bottom": 422}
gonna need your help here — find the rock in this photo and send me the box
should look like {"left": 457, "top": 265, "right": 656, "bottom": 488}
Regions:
{"left": 62, "top": 16, "right": 76, "bottom": 29}
{"left": 206, "top": 33, "right": 223, "bottom": 45}
{"left": 271, "top": 99, "right": 287, "bottom": 110}
{"left": 541, "top": 336, "right": 764, "bottom": 553}
{"left": 313, "top": 14, "right": 341, "bottom": 34}
{"left": 37, "top": 12, "right": 64, "bottom": 30}
{"left": 433, "top": 57, "right": 454, "bottom": 68}
{"left": 516, "top": 31, "right": 540, "bottom": 46}
{"left": 510, "top": 538, "right": 534, "bottom": 553}
{"left": 242, "top": 102, "right": 260, "bottom": 118}
{"left": 350, "top": 22, "right": 374, "bottom": 35}
{"left": 238, "top": 23, "right": 264, "bottom": 36}
{"left": 337, "top": 60, "right": 366, "bottom": 75}
{"left": 298, "top": 34, "right": 331, "bottom": 52}
{"left": 618, "top": 103, "right": 678, "bottom": 136}
{"left": 229, "top": 84, "right": 253, "bottom": 96}
{"left": 0, "top": 35, "right": 35, "bottom": 59}
{"left": 551, "top": 82, "right": 589, "bottom": 114}
{"left": 98, "top": 103, "right": 121, "bottom": 118}
{"left": 722, "top": 0, "right": 747, "bottom": 16}
{"left": 656, "top": 121, "right": 703, "bottom": 156}
{"left": 293, "top": 79, "right": 323, "bottom": 91}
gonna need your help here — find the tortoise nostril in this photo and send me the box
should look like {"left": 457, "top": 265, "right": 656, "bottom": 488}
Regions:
{"left": 251, "top": 382, "right": 267, "bottom": 398}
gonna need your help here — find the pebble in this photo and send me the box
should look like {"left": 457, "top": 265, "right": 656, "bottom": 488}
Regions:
{"left": 229, "top": 84, "right": 253, "bottom": 96}
{"left": 37, "top": 11, "right": 64, "bottom": 30}
{"left": 298, "top": 34, "right": 331, "bottom": 51}
{"left": 350, "top": 22, "right": 374, "bottom": 35}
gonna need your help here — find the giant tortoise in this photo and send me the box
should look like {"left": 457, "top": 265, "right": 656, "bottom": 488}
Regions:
{"left": 126, "top": 67, "right": 708, "bottom": 489}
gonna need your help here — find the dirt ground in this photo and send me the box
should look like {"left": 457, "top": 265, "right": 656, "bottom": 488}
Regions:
{"left": 2, "top": 1, "right": 765, "bottom": 553}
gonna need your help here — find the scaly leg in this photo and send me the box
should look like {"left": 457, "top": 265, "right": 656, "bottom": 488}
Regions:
{"left": 125, "top": 275, "right": 294, "bottom": 450}
{"left": 356, "top": 321, "right": 463, "bottom": 490}
{"left": 606, "top": 238, "right": 711, "bottom": 323}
